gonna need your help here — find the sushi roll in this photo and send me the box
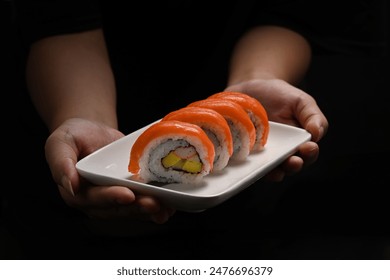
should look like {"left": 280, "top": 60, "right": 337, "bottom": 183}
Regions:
{"left": 187, "top": 98, "right": 256, "bottom": 161}
{"left": 208, "top": 91, "right": 269, "bottom": 151}
{"left": 128, "top": 120, "right": 215, "bottom": 184}
{"left": 162, "top": 106, "right": 234, "bottom": 171}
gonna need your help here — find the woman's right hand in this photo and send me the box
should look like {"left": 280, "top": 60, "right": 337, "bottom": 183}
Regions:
{"left": 44, "top": 118, "right": 176, "bottom": 224}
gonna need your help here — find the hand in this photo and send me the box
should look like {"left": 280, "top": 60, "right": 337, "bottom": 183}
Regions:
{"left": 44, "top": 118, "right": 175, "bottom": 224}
{"left": 224, "top": 78, "right": 328, "bottom": 181}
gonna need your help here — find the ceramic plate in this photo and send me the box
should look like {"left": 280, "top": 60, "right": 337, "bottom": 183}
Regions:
{"left": 76, "top": 121, "right": 311, "bottom": 212}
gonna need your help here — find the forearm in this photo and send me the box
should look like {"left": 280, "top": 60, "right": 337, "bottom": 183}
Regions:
{"left": 26, "top": 29, "right": 118, "bottom": 132}
{"left": 228, "top": 25, "right": 312, "bottom": 86}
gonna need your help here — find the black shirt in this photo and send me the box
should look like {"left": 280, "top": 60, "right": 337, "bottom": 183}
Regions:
{"left": 13, "top": 0, "right": 387, "bottom": 131}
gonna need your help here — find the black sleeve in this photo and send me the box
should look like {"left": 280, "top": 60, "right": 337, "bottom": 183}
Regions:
{"left": 13, "top": 0, "right": 102, "bottom": 46}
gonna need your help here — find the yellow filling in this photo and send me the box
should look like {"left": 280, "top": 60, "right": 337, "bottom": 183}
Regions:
{"left": 162, "top": 152, "right": 182, "bottom": 168}
{"left": 162, "top": 150, "right": 202, "bottom": 173}
{"left": 182, "top": 160, "right": 202, "bottom": 173}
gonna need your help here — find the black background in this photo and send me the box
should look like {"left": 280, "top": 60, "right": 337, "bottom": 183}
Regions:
{"left": 1, "top": 0, "right": 389, "bottom": 259}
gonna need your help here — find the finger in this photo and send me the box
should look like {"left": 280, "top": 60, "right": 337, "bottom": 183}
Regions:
{"left": 59, "top": 186, "right": 155, "bottom": 220}
{"left": 45, "top": 133, "right": 80, "bottom": 195}
{"left": 87, "top": 194, "right": 164, "bottom": 218}
{"left": 150, "top": 211, "right": 172, "bottom": 224}
{"left": 84, "top": 204, "right": 148, "bottom": 220}
{"left": 136, "top": 197, "right": 176, "bottom": 224}
{"left": 296, "top": 141, "right": 319, "bottom": 166}
{"left": 305, "top": 116, "right": 328, "bottom": 142}
{"left": 87, "top": 204, "right": 174, "bottom": 222}
{"left": 281, "top": 155, "right": 304, "bottom": 175}
{"left": 135, "top": 195, "right": 163, "bottom": 213}
{"left": 79, "top": 185, "right": 136, "bottom": 207}
{"left": 297, "top": 95, "right": 329, "bottom": 142}
{"left": 263, "top": 167, "right": 285, "bottom": 182}
{"left": 150, "top": 205, "right": 177, "bottom": 224}
{"left": 263, "top": 154, "right": 304, "bottom": 182}
{"left": 85, "top": 197, "right": 173, "bottom": 221}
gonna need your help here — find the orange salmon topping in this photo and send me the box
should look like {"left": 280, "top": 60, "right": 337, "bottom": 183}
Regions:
{"left": 187, "top": 98, "right": 256, "bottom": 151}
{"left": 208, "top": 91, "right": 269, "bottom": 148}
{"left": 128, "top": 120, "right": 215, "bottom": 174}
{"left": 162, "top": 106, "right": 233, "bottom": 156}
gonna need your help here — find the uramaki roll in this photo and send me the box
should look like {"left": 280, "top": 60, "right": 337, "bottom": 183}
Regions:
{"left": 208, "top": 91, "right": 269, "bottom": 151}
{"left": 187, "top": 98, "right": 256, "bottom": 161}
{"left": 128, "top": 120, "right": 215, "bottom": 184}
{"left": 162, "top": 106, "right": 233, "bottom": 171}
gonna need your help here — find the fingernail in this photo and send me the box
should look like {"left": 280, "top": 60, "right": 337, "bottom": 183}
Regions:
{"left": 61, "top": 176, "right": 75, "bottom": 196}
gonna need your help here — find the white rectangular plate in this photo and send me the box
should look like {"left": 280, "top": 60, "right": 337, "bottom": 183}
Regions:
{"left": 76, "top": 121, "right": 311, "bottom": 212}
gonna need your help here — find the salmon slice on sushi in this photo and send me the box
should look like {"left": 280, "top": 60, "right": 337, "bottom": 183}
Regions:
{"left": 187, "top": 98, "right": 256, "bottom": 161}
{"left": 208, "top": 91, "right": 269, "bottom": 151}
{"left": 162, "top": 106, "right": 233, "bottom": 171}
{"left": 128, "top": 120, "right": 215, "bottom": 184}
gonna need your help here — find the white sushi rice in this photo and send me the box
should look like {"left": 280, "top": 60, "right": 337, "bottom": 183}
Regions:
{"left": 226, "top": 118, "right": 251, "bottom": 161}
{"left": 138, "top": 137, "right": 213, "bottom": 184}
{"left": 247, "top": 110, "right": 266, "bottom": 151}
{"left": 195, "top": 123, "right": 231, "bottom": 171}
